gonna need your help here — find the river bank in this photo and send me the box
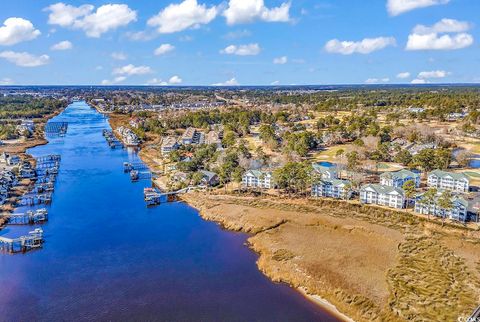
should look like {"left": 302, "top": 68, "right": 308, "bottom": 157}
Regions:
{"left": 0, "top": 106, "right": 67, "bottom": 226}
{"left": 181, "top": 192, "right": 480, "bottom": 322}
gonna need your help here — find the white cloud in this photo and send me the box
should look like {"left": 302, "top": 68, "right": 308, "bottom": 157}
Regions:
{"left": 365, "top": 78, "right": 390, "bottom": 84}
{"left": 223, "top": 29, "right": 251, "bottom": 40}
{"left": 169, "top": 75, "right": 183, "bottom": 84}
{"left": 45, "top": 3, "right": 137, "bottom": 38}
{"left": 212, "top": 78, "right": 240, "bottom": 86}
{"left": 0, "top": 51, "right": 50, "bottom": 67}
{"left": 146, "top": 75, "right": 183, "bottom": 86}
{"left": 387, "top": 0, "right": 450, "bottom": 16}
{"left": 417, "top": 70, "right": 449, "bottom": 79}
{"left": 102, "top": 76, "right": 127, "bottom": 85}
{"left": 0, "top": 78, "right": 14, "bottom": 85}
{"left": 154, "top": 44, "right": 175, "bottom": 56}
{"left": 0, "top": 17, "right": 41, "bottom": 46}
{"left": 147, "top": 0, "right": 218, "bottom": 34}
{"left": 325, "top": 37, "right": 396, "bottom": 55}
{"left": 271, "top": 80, "right": 280, "bottom": 85}
{"left": 113, "top": 64, "right": 152, "bottom": 76}
{"left": 406, "top": 19, "right": 474, "bottom": 51}
{"left": 411, "top": 78, "right": 427, "bottom": 84}
{"left": 111, "top": 52, "right": 127, "bottom": 60}
{"left": 125, "top": 30, "right": 157, "bottom": 41}
{"left": 223, "top": 0, "right": 290, "bottom": 25}
{"left": 51, "top": 40, "right": 72, "bottom": 51}
{"left": 221, "top": 43, "right": 261, "bottom": 56}
{"left": 273, "top": 56, "right": 288, "bottom": 64}
{"left": 396, "top": 72, "right": 411, "bottom": 79}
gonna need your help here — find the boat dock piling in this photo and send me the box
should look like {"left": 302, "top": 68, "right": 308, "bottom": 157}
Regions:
{"left": 123, "top": 162, "right": 148, "bottom": 172}
{"left": 0, "top": 228, "right": 44, "bottom": 253}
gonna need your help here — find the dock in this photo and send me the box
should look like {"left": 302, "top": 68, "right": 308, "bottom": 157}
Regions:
{"left": 3, "top": 209, "right": 48, "bottom": 225}
{"left": 45, "top": 122, "right": 68, "bottom": 136}
{"left": 102, "top": 130, "right": 124, "bottom": 149}
{"left": 144, "top": 187, "right": 192, "bottom": 206}
{"left": 468, "top": 305, "right": 480, "bottom": 321}
{"left": 123, "top": 162, "right": 149, "bottom": 172}
{"left": 0, "top": 228, "right": 44, "bottom": 253}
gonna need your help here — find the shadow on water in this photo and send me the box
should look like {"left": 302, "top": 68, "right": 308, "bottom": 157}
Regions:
{"left": 0, "top": 102, "right": 340, "bottom": 321}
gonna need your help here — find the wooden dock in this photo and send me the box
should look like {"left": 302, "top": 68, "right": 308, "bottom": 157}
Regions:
{"left": 144, "top": 187, "right": 193, "bottom": 206}
{"left": 468, "top": 305, "right": 480, "bottom": 321}
{"left": 0, "top": 228, "right": 44, "bottom": 253}
{"left": 45, "top": 122, "right": 68, "bottom": 136}
{"left": 123, "top": 162, "right": 148, "bottom": 172}
{"left": 4, "top": 209, "right": 48, "bottom": 225}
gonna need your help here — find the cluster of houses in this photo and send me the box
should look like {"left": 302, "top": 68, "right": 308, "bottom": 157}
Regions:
{"left": 116, "top": 126, "right": 140, "bottom": 147}
{"left": 161, "top": 127, "right": 223, "bottom": 155}
{"left": 0, "top": 153, "right": 37, "bottom": 205}
{"left": 240, "top": 162, "right": 477, "bottom": 223}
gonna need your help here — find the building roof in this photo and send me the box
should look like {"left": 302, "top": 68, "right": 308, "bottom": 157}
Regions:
{"left": 161, "top": 136, "right": 178, "bottom": 148}
{"left": 245, "top": 169, "right": 271, "bottom": 178}
{"left": 181, "top": 127, "right": 197, "bottom": 140}
{"left": 319, "top": 179, "right": 351, "bottom": 187}
{"left": 429, "top": 170, "right": 469, "bottom": 181}
{"left": 361, "top": 184, "right": 405, "bottom": 197}
{"left": 380, "top": 169, "right": 419, "bottom": 180}
{"left": 417, "top": 193, "right": 468, "bottom": 207}
{"left": 312, "top": 163, "right": 337, "bottom": 175}
{"left": 199, "top": 170, "right": 217, "bottom": 181}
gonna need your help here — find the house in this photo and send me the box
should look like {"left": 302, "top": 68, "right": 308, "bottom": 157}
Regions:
{"left": 312, "top": 162, "right": 338, "bottom": 180}
{"left": 242, "top": 170, "right": 274, "bottom": 189}
{"left": 206, "top": 130, "right": 222, "bottom": 148}
{"left": 171, "top": 171, "right": 188, "bottom": 183}
{"left": 415, "top": 193, "right": 469, "bottom": 222}
{"left": 161, "top": 136, "right": 180, "bottom": 155}
{"left": 360, "top": 184, "right": 406, "bottom": 209}
{"left": 199, "top": 170, "right": 219, "bottom": 186}
{"left": 427, "top": 170, "right": 469, "bottom": 193}
{"left": 181, "top": 127, "right": 202, "bottom": 145}
{"left": 2, "top": 153, "right": 20, "bottom": 166}
{"left": 16, "top": 119, "right": 35, "bottom": 134}
{"left": 312, "top": 179, "right": 352, "bottom": 199}
{"left": 380, "top": 169, "right": 420, "bottom": 188}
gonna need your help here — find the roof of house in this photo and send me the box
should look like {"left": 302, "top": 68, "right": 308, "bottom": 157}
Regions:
{"left": 161, "top": 136, "right": 178, "bottom": 148}
{"left": 312, "top": 163, "right": 337, "bottom": 175}
{"left": 181, "top": 127, "right": 197, "bottom": 140}
{"left": 417, "top": 193, "right": 468, "bottom": 207}
{"left": 428, "top": 170, "right": 469, "bottom": 181}
{"left": 318, "top": 179, "right": 351, "bottom": 187}
{"left": 361, "top": 184, "right": 405, "bottom": 197}
{"left": 380, "top": 169, "right": 419, "bottom": 180}
{"left": 199, "top": 170, "right": 217, "bottom": 181}
{"left": 244, "top": 169, "right": 272, "bottom": 178}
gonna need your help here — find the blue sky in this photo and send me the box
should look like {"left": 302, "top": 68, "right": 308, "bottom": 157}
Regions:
{"left": 0, "top": 0, "right": 479, "bottom": 85}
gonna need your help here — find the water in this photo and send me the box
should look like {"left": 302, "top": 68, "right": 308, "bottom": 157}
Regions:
{"left": 0, "top": 102, "right": 338, "bottom": 321}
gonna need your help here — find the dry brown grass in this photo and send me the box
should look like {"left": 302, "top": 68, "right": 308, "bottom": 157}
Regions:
{"left": 183, "top": 193, "right": 480, "bottom": 322}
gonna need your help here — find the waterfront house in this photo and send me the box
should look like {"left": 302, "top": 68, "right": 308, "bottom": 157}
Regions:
{"left": 16, "top": 119, "right": 35, "bottom": 135}
{"left": 360, "top": 184, "right": 406, "bottom": 209}
{"left": 415, "top": 193, "right": 468, "bottom": 222}
{"left": 2, "top": 153, "right": 20, "bottom": 166}
{"left": 242, "top": 170, "right": 274, "bottom": 189}
{"left": 312, "top": 162, "right": 338, "bottom": 180}
{"left": 161, "top": 136, "right": 180, "bottom": 155}
{"left": 427, "top": 170, "right": 469, "bottom": 193}
{"left": 199, "top": 170, "right": 219, "bottom": 187}
{"left": 312, "top": 179, "right": 352, "bottom": 199}
{"left": 380, "top": 169, "right": 420, "bottom": 188}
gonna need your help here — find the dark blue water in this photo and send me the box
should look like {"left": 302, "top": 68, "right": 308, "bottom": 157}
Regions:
{"left": 0, "top": 102, "right": 337, "bottom": 321}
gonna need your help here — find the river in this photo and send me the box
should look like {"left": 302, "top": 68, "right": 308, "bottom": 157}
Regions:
{"left": 0, "top": 101, "right": 339, "bottom": 321}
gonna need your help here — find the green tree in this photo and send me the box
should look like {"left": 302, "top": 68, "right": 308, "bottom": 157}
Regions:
{"left": 402, "top": 180, "right": 416, "bottom": 208}
{"left": 222, "top": 131, "right": 236, "bottom": 148}
{"left": 438, "top": 190, "right": 453, "bottom": 226}
{"left": 394, "top": 149, "right": 412, "bottom": 166}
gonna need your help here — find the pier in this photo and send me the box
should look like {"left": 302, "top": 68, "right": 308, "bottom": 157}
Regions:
{"left": 130, "top": 170, "right": 153, "bottom": 182}
{"left": 123, "top": 162, "right": 149, "bottom": 172}
{"left": 103, "top": 130, "right": 124, "bottom": 149}
{"left": 21, "top": 192, "right": 52, "bottom": 206}
{"left": 45, "top": 122, "right": 68, "bottom": 136}
{"left": 3, "top": 209, "right": 48, "bottom": 225}
{"left": 468, "top": 305, "right": 480, "bottom": 321}
{"left": 144, "top": 187, "right": 193, "bottom": 206}
{"left": 0, "top": 228, "right": 44, "bottom": 253}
